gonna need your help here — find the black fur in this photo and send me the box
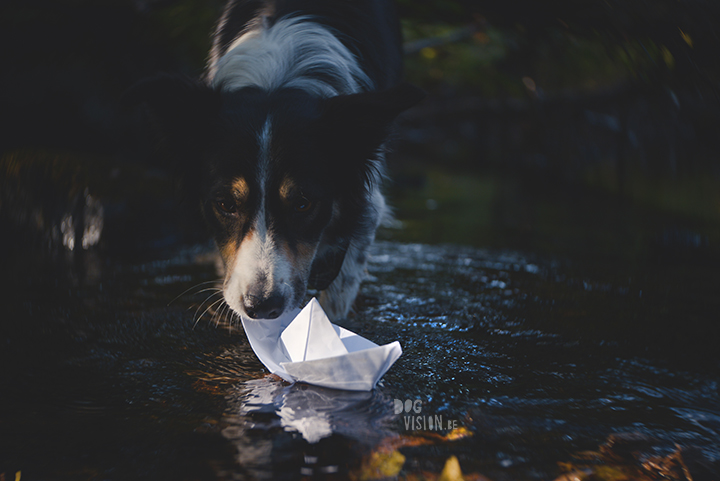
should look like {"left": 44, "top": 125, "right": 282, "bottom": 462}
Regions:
{"left": 128, "top": 0, "right": 424, "bottom": 319}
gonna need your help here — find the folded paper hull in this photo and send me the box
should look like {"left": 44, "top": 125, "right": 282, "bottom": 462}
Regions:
{"left": 240, "top": 298, "right": 403, "bottom": 391}
{"left": 281, "top": 341, "right": 403, "bottom": 391}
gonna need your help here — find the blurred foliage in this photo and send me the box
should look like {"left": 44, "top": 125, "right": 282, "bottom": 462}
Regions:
{"left": 352, "top": 428, "right": 476, "bottom": 481}
{"left": 382, "top": 169, "right": 499, "bottom": 246}
{"left": 350, "top": 428, "right": 716, "bottom": 480}
{"left": 0, "top": 0, "right": 224, "bottom": 154}
{"left": 403, "top": 22, "right": 523, "bottom": 98}
{"left": 398, "top": 0, "right": 720, "bottom": 97}
{"left": 402, "top": 21, "right": 644, "bottom": 98}
{"left": 142, "top": 0, "right": 224, "bottom": 72}
{"left": 395, "top": 0, "right": 720, "bottom": 230}
{"left": 554, "top": 432, "right": 710, "bottom": 481}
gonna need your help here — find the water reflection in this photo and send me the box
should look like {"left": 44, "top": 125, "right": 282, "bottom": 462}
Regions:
{"left": 221, "top": 377, "right": 395, "bottom": 478}
{"left": 59, "top": 189, "right": 104, "bottom": 251}
{"left": 225, "top": 377, "right": 393, "bottom": 444}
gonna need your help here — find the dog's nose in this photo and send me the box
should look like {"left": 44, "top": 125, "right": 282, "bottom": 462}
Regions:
{"left": 243, "top": 293, "right": 285, "bottom": 320}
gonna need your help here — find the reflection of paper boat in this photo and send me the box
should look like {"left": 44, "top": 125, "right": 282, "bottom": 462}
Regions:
{"left": 236, "top": 378, "right": 376, "bottom": 443}
{"left": 241, "top": 298, "right": 402, "bottom": 391}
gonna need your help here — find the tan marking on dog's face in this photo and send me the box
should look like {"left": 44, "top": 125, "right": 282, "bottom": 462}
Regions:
{"left": 213, "top": 176, "right": 252, "bottom": 266}
{"left": 211, "top": 176, "right": 250, "bottom": 224}
{"left": 219, "top": 238, "right": 237, "bottom": 265}
{"left": 218, "top": 230, "right": 252, "bottom": 270}
{"left": 278, "top": 177, "right": 297, "bottom": 205}
{"left": 232, "top": 176, "right": 250, "bottom": 200}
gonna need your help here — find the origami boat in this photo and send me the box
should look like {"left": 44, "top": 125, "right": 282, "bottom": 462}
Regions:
{"left": 241, "top": 298, "right": 402, "bottom": 391}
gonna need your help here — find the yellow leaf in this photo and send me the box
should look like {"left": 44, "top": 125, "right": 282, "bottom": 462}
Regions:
{"left": 473, "top": 32, "right": 490, "bottom": 44}
{"left": 445, "top": 426, "right": 473, "bottom": 441}
{"left": 661, "top": 46, "right": 675, "bottom": 69}
{"left": 438, "top": 456, "right": 464, "bottom": 481}
{"left": 553, "top": 471, "right": 590, "bottom": 481}
{"left": 679, "top": 28, "right": 693, "bottom": 48}
{"left": 592, "top": 465, "right": 634, "bottom": 481}
{"left": 421, "top": 47, "right": 437, "bottom": 60}
{"left": 357, "top": 450, "right": 406, "bottom": 481}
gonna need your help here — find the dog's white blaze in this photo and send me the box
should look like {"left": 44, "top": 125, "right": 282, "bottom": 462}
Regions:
{"left": 224, "top": 118, "right": 294, "bottom": 317}
{"left": 208, "top": 14, "right": 388, "bottom": 320}
{"left": 208, "top": 16, "right": 372, "bottom": 96}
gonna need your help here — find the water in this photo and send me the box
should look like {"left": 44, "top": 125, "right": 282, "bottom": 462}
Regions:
{"left": 1, "top": 173, "right": 719, "bottom": 480}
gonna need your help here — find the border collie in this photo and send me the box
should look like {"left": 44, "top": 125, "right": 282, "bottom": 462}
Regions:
{"left": 129, "top": 0, "right": 423, "bottom": 321}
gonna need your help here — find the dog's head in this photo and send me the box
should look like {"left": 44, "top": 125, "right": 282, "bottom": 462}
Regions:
{"left": 126, "top": 75, "right": 423, "bottom": 319}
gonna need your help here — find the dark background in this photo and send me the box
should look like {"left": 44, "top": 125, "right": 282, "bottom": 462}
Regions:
{"left": 2, "top": 0, "right": 720, "bottom": 258}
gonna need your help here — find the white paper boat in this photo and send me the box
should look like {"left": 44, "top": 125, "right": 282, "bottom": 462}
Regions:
{"left": 241, "top": 298, "right": 402, "bottom": 391}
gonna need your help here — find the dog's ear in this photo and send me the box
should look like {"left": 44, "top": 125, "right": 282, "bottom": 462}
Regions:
{"left": 309, "top": 83, "right": 424, "bottom": 292}
{"left": 319, "top": 82, "right": 425, "bottom": 170}
{"left": 123, "top": 74, "right": 221, "bottom": 157}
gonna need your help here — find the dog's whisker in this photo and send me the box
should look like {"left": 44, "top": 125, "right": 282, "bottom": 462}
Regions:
{"left": 215, "top": 300, "right": 230, "bottom": 328}
{"left": 193, "top": 286, "right": 224, "bottom": 296}
{"left": 168, "top": 279, "right": 222, "bottom": 306}
{"left": 194, "top": 297, "right": 225, "bottom": 330}
{"left": 216, "top": 302, "right": 229, "bottom": 328}
{"left": 209, "top": 300, "right": 220, "bottom": 326}
{"left": 192, "top": 289, "right": 222, "bottom": 313}
{"left": 192, "top": 290, "right": 223, "bottom": 323}
{"left": 213, "top": 303, "right": 222, "bottom": 328}
{"left": 225, "top": 303, "right": 234, "bottom": 327}
{"left": 228, "top": 308, "right": 239, "bottom": 330}
{"left": 222, "top": 302, "right": 236, "bottom": 329}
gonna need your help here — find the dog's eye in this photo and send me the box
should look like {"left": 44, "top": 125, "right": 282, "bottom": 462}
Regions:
{"left": 293, "top": 196, "right": 313, "bottom": 213}
{"left": 216, "top": 198, "right": 238, "bottom": 215}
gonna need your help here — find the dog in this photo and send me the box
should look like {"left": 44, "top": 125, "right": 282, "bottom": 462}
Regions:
{"left": 129, "top": 0, "right": 423, "bottom": 321}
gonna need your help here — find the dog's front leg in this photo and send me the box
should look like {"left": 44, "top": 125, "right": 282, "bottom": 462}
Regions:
{"left": 318, "top": 239, "right": 370, "bottom": 320}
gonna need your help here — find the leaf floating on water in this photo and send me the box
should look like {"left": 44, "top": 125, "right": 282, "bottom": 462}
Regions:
{"left": 553, "top": 470, "right": 592, "bottom": 481}
{"left": 599, "top": 432, "right": 652, "bottom": 464}
{"left": 364, "top": 427, "right": 474, "bottom": 459}
{"left": 445, "top": 426, "right": 473, "bottom": 441}
{"left": 438, "top": 456, "right": 463, "bottom": 481}
{"left": 571, "top": 451, "right": 604, "bottom": 461}
{"left": 354, "top": 450, "right": 406, "bottom": 481}
{"left": 679, "top": 28, "right": 693, "bottom": 48}
{"left": 593, "top": 465, "right": 643, "bottom": 481}
{"left": 353, "top": 431, "right": 490, "bottom": 481}
{"left": 641, "top": 445, "right": 694, "bottom": 481}
{"left": 557, "top": 433, "right": 708, "bottom": 481}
